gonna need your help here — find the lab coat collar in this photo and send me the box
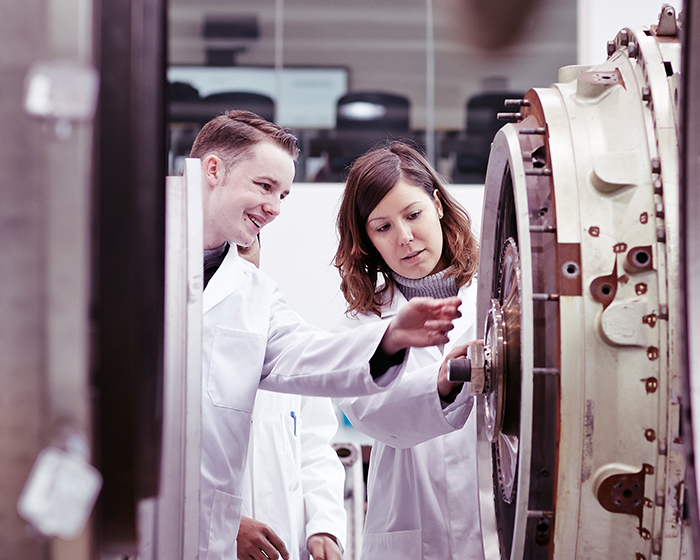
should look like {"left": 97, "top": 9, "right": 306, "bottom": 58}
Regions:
{"left": 203, "top": 247, "right": 248, "bottom": 314}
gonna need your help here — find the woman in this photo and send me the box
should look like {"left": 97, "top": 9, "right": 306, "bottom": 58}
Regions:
{"left": 335, "top": 142, "right": 484, "bottom": 560}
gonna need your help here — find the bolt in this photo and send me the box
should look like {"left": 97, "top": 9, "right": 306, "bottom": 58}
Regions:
{"left": 607, "top": 40, "right": 616, "bottom": 57}
{"left": 629, "top": 41, "right": 638, "bottom": 59}
{"left": 620, "top": 30, "right": 629, "bottom": 46}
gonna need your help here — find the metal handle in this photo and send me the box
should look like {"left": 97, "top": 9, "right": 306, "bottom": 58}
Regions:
{"left": 447, "top": 358, "right": 472, "bottom": 382}
{"left": 446, "top": 342, "right": 486, "bottom": 394}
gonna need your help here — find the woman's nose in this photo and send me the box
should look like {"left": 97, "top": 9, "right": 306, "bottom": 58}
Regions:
{"left": 397, "top": 222, "right": 414, "bottom": 245}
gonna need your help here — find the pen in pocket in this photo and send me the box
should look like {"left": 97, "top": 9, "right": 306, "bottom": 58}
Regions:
{"left": 290, "top": 411, "right": 297, "bottom": 436}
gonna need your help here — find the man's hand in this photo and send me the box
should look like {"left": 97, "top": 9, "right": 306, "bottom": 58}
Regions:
{"left": 237, "top": 516, "right": 290, "bottom": 560}
{"left": 380, "top": 296, "right": 462, "bottom": 356}
{"left": 307, "top": 533, "right": 343, "bottom": 560}
{"left": 437, "top": 340, "right": 482, "bottom": 397}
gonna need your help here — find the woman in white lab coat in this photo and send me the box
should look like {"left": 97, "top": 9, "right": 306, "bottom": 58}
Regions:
{"left": 335, "top": 142, "right": 485, "bottom": 560}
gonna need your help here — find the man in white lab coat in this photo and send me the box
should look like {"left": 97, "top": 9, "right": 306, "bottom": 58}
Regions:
{"left": 192, "top": 110, "right": 463, "bottom": 560}
{"left": 236, "top": 240, "right": 346, "bottom": 560}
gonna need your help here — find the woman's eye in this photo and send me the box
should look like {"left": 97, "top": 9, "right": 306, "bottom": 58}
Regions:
{"left": 408, "top": 211, "right": 421, "bottom": 220}
{"left": 259, "top": 183, "right": 271, "bottom": 191}
{"left": 376, "top": 224, "right": 390, "bottom": 233}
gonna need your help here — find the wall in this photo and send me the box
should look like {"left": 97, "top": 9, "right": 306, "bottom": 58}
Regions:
{"left": 578, "top": 0, "right": 683, "bottom": 65}
{"left": 260, "top": 183, "right": 485, "bottom": 330}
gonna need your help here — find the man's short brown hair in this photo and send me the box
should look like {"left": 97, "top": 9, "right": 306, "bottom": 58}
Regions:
{"left": 190, "top": 110, "right": 300, "bottom": 175}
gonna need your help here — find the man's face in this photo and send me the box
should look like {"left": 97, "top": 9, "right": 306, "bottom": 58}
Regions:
{"left": 205, "top": 141, "right": 295, "bottom": 248}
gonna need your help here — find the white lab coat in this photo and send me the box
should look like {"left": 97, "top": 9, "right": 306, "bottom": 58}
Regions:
{"left": 339, "top": 283, "right": 485, "bottom": 560}
{"left": 241, "top": 392, "right": 346, "bottom": 560}
{"left": 200, "top": 249, "right": 404, "bottom": 560}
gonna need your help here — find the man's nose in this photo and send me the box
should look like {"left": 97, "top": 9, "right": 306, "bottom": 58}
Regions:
{"left": 263, "top": 197, "right": 281, "bottom": 217}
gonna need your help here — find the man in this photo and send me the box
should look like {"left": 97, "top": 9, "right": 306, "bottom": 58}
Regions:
{"left": 237, "top": 239, "right": 346, "bottom": 560}
{"left": 190, "top": 110, "right": 462, "bottom": 560}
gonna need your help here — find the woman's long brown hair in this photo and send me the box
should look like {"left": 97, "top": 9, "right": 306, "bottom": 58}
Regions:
{"left": 334, "top": 141, "right": 479, "bottom": 316}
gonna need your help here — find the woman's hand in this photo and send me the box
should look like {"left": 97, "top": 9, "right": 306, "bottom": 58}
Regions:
{"left": 380, "top": 296, "right": 462, "bottom": 355}
{"left": 437, "top": 339, "right": 483, "bottom": 397}
{"left": 237, "top": 516, "right": 290, "bottom": 560}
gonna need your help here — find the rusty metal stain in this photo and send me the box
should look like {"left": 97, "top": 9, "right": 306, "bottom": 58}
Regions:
{"left": 636, "top": 283, "right": 648, "bottom": 295}
{"left": 582, "top": 400, "right": 595, "bottom": 482}
{"left": 590, "top": 262, "right": 618, "bottom": 309}
{"left": 589, "top": 226, "right": 600, "bottom": 237}
{"left": 647, "top": 346, "right": 659, "bottom": 360}
{"left": 557, "top": 243, "right": 583, "bottom": 296}
{"left": 645, "top": 428, "right": 656, "bottom": 442}
{"left": 643, "top": 313, "right": 658, "bottom": 327}
{"left": 614, "top": 242, "right": 628, "bottom": 253}
{"left": 597, "top": 466, "right": 653, "bottom": 538}
{"left": 640, "top": 212, "right": 649, "bottom": 224}
{"left": 673, "top": 481, "right": 684, "bottom": 524}
{"left": 643, "top": 377, "right": 658, "bottom": 393}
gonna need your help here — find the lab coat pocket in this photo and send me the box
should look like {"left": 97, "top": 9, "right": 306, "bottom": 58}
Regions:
{"left": 206, "top": 489, "right": 242, "bottom": 560}
{"left": 361, "top": 529, "right": 422, "bottom": 560}
{"left": 208, "top": 327, "right": 266, "bottom": 411}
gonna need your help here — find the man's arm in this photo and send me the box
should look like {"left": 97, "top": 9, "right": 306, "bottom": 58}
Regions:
{"left": 261, "top": 288, "right": 462, "bottom": 397}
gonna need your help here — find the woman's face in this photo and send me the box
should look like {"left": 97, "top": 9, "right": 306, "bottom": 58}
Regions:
{"left": 365, "top": 180, "right": 447, "bottom": 279}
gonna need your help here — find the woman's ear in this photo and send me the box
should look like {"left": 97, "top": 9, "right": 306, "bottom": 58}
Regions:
{"left": 202, "top": 154, "right": 223, "bottom": 187}
{"left": 433, "top": 189, "right": 444, "bottom": 218}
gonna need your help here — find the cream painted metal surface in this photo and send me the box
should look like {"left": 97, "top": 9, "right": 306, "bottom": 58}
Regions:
{"left": 140, "top": 159, "right": 203, "bottom": 560}
{"left": 475, "top": 9, "right": 689, "bottom": 559}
